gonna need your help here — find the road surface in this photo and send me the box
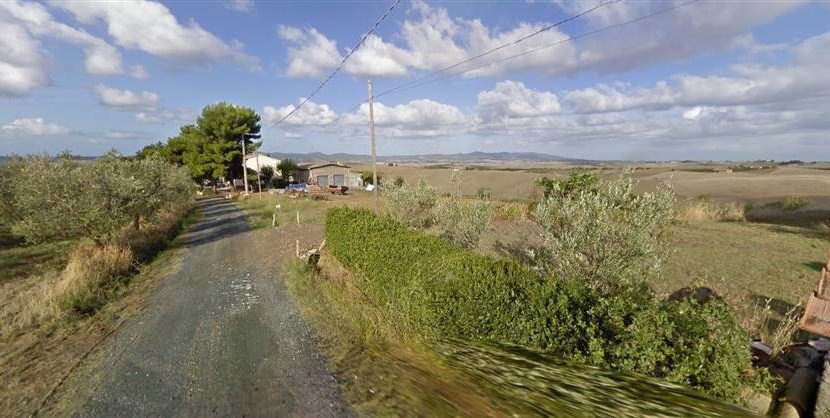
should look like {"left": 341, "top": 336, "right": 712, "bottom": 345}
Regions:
{"left": 70, "top": 198, "right": 352, "bottom": 417}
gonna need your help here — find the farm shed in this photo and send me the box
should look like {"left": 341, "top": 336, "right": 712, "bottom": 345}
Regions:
{"left": 296, "top": 163, "right": 362, "bottom": 188}
{"left": 244, "top": 152, "right": 280, "bottom": 174}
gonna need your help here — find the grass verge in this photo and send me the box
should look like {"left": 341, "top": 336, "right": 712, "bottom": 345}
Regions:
{"left": 0, "top": 207, "right": 200, "bottom": 417}
{"left": 282, "top": 258, "right": 504, "bottom": 416}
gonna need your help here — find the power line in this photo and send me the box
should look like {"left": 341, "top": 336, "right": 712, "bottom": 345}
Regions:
{"left": 299, "top": 0, "right": 700, "bottom": 130}
{"left": 272, "top": 0, "right": 402, "bottom": 126}
{"left": 374, "top": 0, "right": 622, "bottom": 100}
{"left": 380, "top": 0, "right": 702, "bottom": 98}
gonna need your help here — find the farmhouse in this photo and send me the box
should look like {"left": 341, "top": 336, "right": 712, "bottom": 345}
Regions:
{"left": 244, "top": 152, "right": 280, "bottom": 173}
{"left": 296, "top": 162, "right": 362, "bottom": 188}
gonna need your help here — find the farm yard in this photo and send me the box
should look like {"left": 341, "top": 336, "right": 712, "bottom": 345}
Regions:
{"left": 231, "top": 161, "right": 830, "bottom": 416}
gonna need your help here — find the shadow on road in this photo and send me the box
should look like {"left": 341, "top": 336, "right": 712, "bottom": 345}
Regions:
{"left": 183, "top": 198, "right": 250, "bottom": 248}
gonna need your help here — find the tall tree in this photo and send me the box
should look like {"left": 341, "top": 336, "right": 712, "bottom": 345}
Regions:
{"left": 138, "top": 103, "right": 261, "bottom": 182}
{"left": 196, "top": 102, "right": 261, "bottom": 180}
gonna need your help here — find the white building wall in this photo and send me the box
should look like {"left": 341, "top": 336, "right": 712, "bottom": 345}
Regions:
{"left": 244, "top": 154, "right": 280, "bottom": 173}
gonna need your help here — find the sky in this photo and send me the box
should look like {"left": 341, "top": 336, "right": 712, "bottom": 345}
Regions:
{"left": 1, "top": 0, "right": 829, "bottom": 160}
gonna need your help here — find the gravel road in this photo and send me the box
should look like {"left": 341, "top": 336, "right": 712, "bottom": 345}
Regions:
{"left": 71, "top": 198, "right": 352, "bottom": 417}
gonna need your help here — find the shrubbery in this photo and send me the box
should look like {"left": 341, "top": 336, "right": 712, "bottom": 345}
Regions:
{"left": 326, "top": 207, "right": 751, "bottom": 400}
{"left": 383, "top": 178, "right": 438, "bottom": 228}
{"left": 533, "top": 174, "right": 676, "bottom": 291}
{"left": 0, "top": 153, "right": 193, "bottom": 244}
{"left": 434, "top": 195, "right": 493, "bottom": 249}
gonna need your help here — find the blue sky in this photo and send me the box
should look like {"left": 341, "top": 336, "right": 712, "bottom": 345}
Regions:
{"left": 1, "top": 0, "right": 829, "bottom": 160}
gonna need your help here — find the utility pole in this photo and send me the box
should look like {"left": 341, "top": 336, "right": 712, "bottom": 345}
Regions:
{"left": 241, "top": 133, "right": 248, "bottom": 194}
{"left": 255, "top": 153, "right": 262, "bottom": 198}
{"left": 368, "top": 80, "right": 378, "bottom": 212}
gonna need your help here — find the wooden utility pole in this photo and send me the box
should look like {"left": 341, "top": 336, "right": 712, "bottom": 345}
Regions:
{"left": 368, "top": 80, "right": 379, "bottom": 212}
{"left": 255, "top": 153, "right": 262, "bottom": 198}
{"left": 241, "top": 134, "right": 249, "bottom": 194}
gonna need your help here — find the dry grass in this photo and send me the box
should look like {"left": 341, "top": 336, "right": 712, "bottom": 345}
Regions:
{"left": 743, "top": 295, "right": 804, "bottom": 356}
{"left": 677, "top": 198, "right": 746, "bottom": 223}
{"left": 493, "top": 201, "right": 531, "bottom": 221}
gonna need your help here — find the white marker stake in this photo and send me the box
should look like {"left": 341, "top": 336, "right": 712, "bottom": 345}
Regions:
{"left": 296, "top": 211, "right": 300, "bottom": 225}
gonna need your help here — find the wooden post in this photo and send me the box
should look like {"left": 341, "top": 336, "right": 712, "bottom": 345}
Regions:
{"left": 241, "top": 134, "right": 249, "bottom": 195}
{"left": 368, "top": 80, "right": 379, "bottom": 213}
{"left": 256, "top": 153, "right": 262, "bottom": 198}
{"left": 295, "top": 240, "right": 299, "bottom": 258}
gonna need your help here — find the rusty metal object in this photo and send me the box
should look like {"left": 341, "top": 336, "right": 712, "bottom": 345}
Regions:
{"left": 799, "top": 256, "right": 830, "bottom": 338}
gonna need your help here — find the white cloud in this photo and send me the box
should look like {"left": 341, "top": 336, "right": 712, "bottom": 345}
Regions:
{"left": 129, "top": 65, "right": 149, "bottom": 79}
{"left": 263, "top": 99, "right": 338, "bottom": 127}
{"left": 550, "top": 0, "right": 806, "bottom": 75}
{"left": 0, "top": 0, "right": 136, "bottom": 77}
{"left": 341, "top": 99, "right": 471, "bottom": 138}
{"left": 1, "top": 118, "right": 69, "bottom": 136}
{"left": 0, "top": 18, "right": 49, "bottom": 96}
{"left": 227, "top": 0, "right": 253, "bottom": 13}
{"left": 476, "top": 80, "right": 560, "bottom": 122}
{"left": 565, "top": 31, "right": 830, "bottom": 114}
{"left": 277, "top": 0, "right": 806, "bottom": 81}
{"left": 134, "top": 108, "right": 195, "bottom": 124}
{"left": 54, "top": 0, "right": 260, "bottom": 70}
{"left": 277, "top": 25, "right": 342, "bottom": 78}
{"left": 95, "top": 84, "right": 159, "bottom": 111}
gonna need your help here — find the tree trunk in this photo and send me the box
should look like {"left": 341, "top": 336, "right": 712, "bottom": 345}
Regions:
{"left": 134, "top": 214, "right": 140, "bottom": 231}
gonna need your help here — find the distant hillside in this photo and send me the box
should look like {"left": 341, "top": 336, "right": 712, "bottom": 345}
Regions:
{"left": 265, "top": 151, "right": 594, "bottom": 164}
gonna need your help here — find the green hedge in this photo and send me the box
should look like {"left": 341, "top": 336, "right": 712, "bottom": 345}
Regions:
{"left": 325, "top": 207, "right": 751, "bottom": 400}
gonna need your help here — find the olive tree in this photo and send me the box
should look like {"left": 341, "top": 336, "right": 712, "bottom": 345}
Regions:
{"left": 533, "top": 174, "right": 676, "bottom": 291}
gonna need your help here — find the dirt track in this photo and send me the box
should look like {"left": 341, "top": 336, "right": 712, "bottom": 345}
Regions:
{"left": 63, "top": 198, "right": 350, "bottom": 417}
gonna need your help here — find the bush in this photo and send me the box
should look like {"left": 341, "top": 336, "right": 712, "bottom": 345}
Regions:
{"left": 677, "top": 197, "right": 746, "bottom": 223}
{"left": 383, "top": 178, "right": 437, "bottom": 228}
{"left": 0, "top": 154, "right": 193, "bottom": 244}
{"left": 782, "top": 196, "right": 810, "bottom": 211}
{"left": 535, "top": 171, "right": 599, "bottom": 198}
{"left": 533, "top": 174, "right": 676, "bottom": 291}
{"left": 434, "top": 196, "right": 493, "bottom": 249}
{"left": 325, "top": 207, "right": 751, "bottom": 400}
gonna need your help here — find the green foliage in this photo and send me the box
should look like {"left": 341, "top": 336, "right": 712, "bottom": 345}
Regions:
{"left": 434, "top": 196, "right": 493, "bottom": 249}
{"left": 325, "top": 207, "right": 750, "bottom": 400}
{"left": 361, "top": 170, "right": 382, "bottom": 185}
{"left": 394, "top": 176, "right": 406, "bottom": 186}
{"left": 260, "top": 166, "right": 275, "bottom": 183}
{"left": 1, "top": 154, "right": 193, "bottom": 244}
{"left": 535, "top": 171, "right": 600, "bottom": 198}
{"left": 277, "top": 158, "right": 299, "bottom": 181}
{"left": 136, "top": 103, "right": 261, "bottom": 181}
{"left": 533, "top": 174, "right": 676, "bottom": 291}
{"left": 383, "top": 178, "right": 437, "bottom": 228}
{"left": 781, "top": 196, "right": 810, "bottom": 211}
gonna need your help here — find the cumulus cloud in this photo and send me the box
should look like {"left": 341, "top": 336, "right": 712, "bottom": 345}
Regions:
{"left": 54, "top": 0, "right": 260, "bottom": 70}
{"left": 277, "top": 25, "right": 342, "bottom": 78}
{"left": 277, "top": 0, "right": 806, "bottom": 81}
{"left": 1, "top": 118, "right": 69, "bottom": 135}
{"left": 0, "top": 0, "right": 156, "bottom": 95}
{"left": 0, "top": 19, "right": 49, "bottom": 96}
{"left": 476, "top": 80, "right": 560, "bottom": 122}
{"left": 95, "top": 84, "right": 159, "bottom": 111}
{"left": 263, "top": 99, "right": 338, "bottom": 127}
{"left": 340, "top": 99, "right": 471, "bottom": 138}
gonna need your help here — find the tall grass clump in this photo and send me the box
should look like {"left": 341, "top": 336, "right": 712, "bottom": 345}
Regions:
{"left": 383, "top": 178, "right": 438, "bottom": 228}
{"left": 52, "top": 243, "right": 134, "bottom": 316}
{"left": 326, "top": 207, "right": 753, "bottom": 400}
{"left": 677, "top": 196, "right": 746, "bottom": 223}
